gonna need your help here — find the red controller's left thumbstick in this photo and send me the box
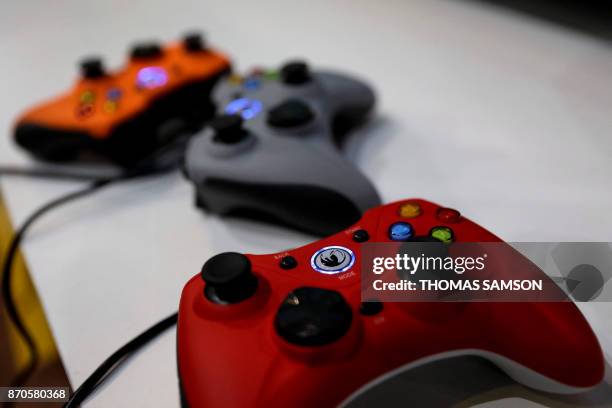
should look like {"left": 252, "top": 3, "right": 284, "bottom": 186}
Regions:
{"left": 201, "top": 252, "right": 258, "bottom": 304}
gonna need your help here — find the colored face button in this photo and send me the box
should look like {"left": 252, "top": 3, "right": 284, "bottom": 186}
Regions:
{"left": 430, "top": 226, "right": 454, "bottom": 243}
{"left": 80, "top": 90, "right": 95, "bottom": 104}
{"left": 399, "top": 202, "right": 421, "bottom": 218}
{"left": 389, "top": 222, "right": 414, "bottom": 241}
{"left": 311, "top": 246, "right": 355, "bottom": 275}
{"left": 76, "top": 103, "right": 94, "bottom": 118}
{"left": 264, "top": 69, "right": 279, "bottom": 80}
{"left": 436, "top": 207, "right": 461, "bottom": 223}
{"left": 103, "top": 100, "right": 118, "bottom": 113}
{"left": 106, "top": 88, "right": 122, "bottom": 100}
{"left": 243, "top": 77, "right": 261, "bottom": 90}
{"left": 228, "top": 74, "right": 243, "bottom": 85}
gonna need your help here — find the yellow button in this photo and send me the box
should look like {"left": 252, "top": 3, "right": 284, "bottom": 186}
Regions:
{"left": 103, "top": 100, "right": 117, "bottom": 113}
{"left": 228, "top": 74, "right": 243, "bottom": 85}
{"left": 399, "top": 202, "right": 421, "bottom": 218}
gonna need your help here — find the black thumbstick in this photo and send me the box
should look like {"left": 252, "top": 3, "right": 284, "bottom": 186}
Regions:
{"left": 275, "top": 287, "right": 352, "bottom": 346}
{"left": 267, "top": 99, "right": 314, "bottom": 128}
{"left": 130, "top": 42, "right": 163, "bottom": 59}
{"left": 280, "top": 61, "right": 311, "bottom": 85}
{"left": 184, "top": 32, "right": 206, "bottom": 52}
{"left": 201, "top": 252, "right": 258, "bottom": 304}
{"left": 211, "top": 115, "right": 247, "bottom": 144}
{"left": 80, "top": 57, "right": 105, "bottom": 79}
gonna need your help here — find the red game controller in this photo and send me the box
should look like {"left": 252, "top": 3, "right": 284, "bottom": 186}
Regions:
{"left": 14, "top": 32, "right": 230, "bottom": 167}
{"left": 177, "top": 199, "right": 604, "bottom": 407}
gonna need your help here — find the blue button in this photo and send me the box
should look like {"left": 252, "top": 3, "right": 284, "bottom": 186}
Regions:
{"left": 107, "top": 88, "right": 122, "bottom": 100}
{"left": 243, "top": 77, "right": 261, "bottom": 90}
{"left": 389, "top": 222, "right": 414, "bottom": 241}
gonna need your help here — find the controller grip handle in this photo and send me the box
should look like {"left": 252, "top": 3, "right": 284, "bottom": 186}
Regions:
{"left": 487, "top": 302, "right": 604, "bottom": 393}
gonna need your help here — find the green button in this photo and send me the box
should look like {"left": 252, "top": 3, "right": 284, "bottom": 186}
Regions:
{"left": 80, "top": 90, "right": 95, "bottom": 103}
{"left": 264, "top": 70, "right": 279, "bottom": 80}
{"left": 430, "top": 226, "right": 453, "bottom": 243}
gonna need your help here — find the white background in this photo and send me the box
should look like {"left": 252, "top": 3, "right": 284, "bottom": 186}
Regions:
{"left": 1, "top": 0, "right": 611, "bottom": 406}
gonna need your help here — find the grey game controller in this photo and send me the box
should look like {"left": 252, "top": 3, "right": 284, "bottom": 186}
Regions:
{"left": 183, "top": 61, "right": 381, "bottom": 235}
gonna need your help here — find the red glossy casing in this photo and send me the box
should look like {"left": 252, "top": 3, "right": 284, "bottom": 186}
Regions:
{"left": 177, "top": 199, "right": 604, "bottom": 407}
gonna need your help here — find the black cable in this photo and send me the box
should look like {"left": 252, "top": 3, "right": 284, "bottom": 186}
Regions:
{"left": 63, "top": 312, "right": 178, "bottom": 408}
{"left": 0, "top": 128, "right": 191, "bottom": 183}
{"left": 0, "top": 132, "right": 189, "bottom": 389}
{"left": 0, "top": 171, "right": 149, "bottom": 387}
{"left": 0, "top": 166, "right": 119, "bottom": 182}
{"left": 1, "top": 179, "right": 116, "bottom": 387}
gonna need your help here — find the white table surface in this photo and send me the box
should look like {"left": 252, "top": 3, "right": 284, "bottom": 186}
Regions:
{"left": 1, "top": 0, "right": 612, "bottom": 406}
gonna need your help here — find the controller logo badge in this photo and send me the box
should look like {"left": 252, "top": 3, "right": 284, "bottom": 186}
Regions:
{"left": 311, "top": 246, "right": 355, "bottom": 275}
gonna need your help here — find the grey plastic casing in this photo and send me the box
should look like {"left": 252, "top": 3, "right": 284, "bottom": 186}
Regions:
{"left": 183, "top": 64, "right": 381, "bottom": 235}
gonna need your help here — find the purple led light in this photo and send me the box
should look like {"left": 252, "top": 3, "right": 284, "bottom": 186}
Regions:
{"left": 136, "top": 66, "right": 168, "bottom": 89}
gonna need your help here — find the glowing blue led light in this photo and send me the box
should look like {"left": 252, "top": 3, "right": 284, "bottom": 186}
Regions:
{"left": 224, "top": 97, "right": 263, "bottom": 120}
{"left": 225, "top": 98, "right": 249, "bottom": 112}
{"left": 136, "top": 67, "right": 168, "bottom": 89}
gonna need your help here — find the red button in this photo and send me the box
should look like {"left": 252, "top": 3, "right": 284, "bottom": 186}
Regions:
{"left": 76, "top": 103, "right": 94, "bottom": 118}
{"left": 436, "top": 207, "right": 460, "bottom": 223}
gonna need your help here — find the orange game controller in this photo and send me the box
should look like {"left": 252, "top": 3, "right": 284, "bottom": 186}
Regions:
{"left": 14, "top": 32, "right": 231, "bottom": 167}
